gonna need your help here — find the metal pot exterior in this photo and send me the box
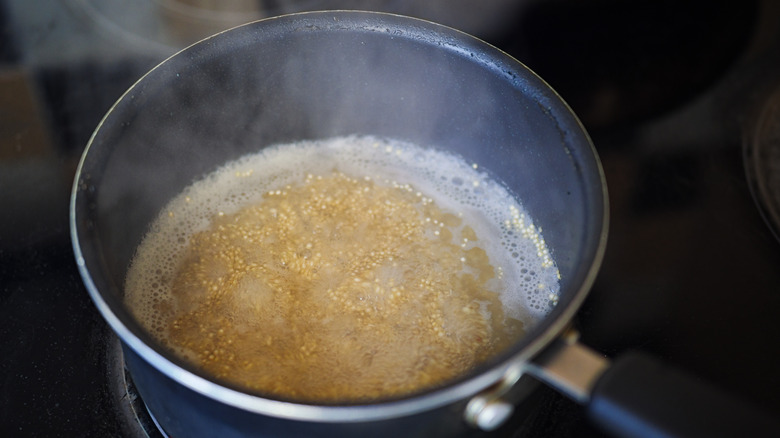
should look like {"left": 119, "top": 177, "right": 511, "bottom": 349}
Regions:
{"left": 123, "top": 345, "right": 546, "bottom": 437}
{"left": 71, "top": 11, "right": 607, "bottom": 437}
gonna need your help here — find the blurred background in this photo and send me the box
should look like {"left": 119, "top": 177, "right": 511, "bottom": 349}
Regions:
{"left": 2, "top": 0, "right": 779, "bottom": 436}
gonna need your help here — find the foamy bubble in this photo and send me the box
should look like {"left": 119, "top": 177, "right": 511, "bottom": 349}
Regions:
{"left": 125, "top": 135, "right": 559, "bottom": 339}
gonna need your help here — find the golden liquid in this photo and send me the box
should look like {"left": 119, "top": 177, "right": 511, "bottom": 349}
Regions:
{"left": 156, "top": 171, "right": 521, "bottom": 401}
{"left": 125, "top": 136, "right": 560, "bottom": 403}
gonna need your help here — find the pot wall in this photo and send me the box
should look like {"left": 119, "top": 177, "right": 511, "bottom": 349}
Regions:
{"left": 72, "top": 11, "right": 606, "bottom": 437}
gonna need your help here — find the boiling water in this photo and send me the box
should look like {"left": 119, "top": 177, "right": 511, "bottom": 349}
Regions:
{"left": 124, "top": 136, "right": 559, "bottom": 402}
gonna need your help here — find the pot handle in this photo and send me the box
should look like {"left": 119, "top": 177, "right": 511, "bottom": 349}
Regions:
{"left": 523, "top": 337, "right": 780, "bottom": 437}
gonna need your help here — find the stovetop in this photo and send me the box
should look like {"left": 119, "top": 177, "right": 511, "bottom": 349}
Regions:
{"left": 2, "top": 0, "right": 779, "bottom": 436}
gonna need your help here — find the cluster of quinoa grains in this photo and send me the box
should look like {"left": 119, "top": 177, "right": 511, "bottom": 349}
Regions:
{"left": 125, "top": 136, "right": 559, "bottom": 402}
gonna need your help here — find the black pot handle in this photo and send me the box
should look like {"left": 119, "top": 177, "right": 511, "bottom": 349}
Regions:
{"left": 588, "top": 351, "right": 778, "bottom": 437}
{"left": 524, "top": 338, "right": 779, "bottom": 437}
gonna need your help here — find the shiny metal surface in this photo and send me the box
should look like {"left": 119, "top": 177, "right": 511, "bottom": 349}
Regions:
{"left": 70, "top": 11, "right": 606, "bottom": 436}
{"left": 523, "top": 335, "right": 610, "bottom": 404}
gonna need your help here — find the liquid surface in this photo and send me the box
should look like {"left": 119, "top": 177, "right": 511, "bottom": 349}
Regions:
{"left": 125, "top": 136, "right": 559, "bottom": 402}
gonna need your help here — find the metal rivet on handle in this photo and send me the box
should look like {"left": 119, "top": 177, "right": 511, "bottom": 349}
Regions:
{"left": 464, "top": 364, "right": 523, "bottom": 431}
{"left": 474, "top": 400, "right": 515, "bottom": 431}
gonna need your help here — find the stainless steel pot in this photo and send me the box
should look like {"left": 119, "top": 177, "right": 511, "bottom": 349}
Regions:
{"left": 70, "top": 11, "right": 777, "bottom": 437}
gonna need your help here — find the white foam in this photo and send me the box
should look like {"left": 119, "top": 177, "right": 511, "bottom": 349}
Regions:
{"left": 125, "top": 135, "right": 560, "bottom": 336}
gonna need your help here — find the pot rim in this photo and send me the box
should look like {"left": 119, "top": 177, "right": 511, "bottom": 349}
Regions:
{"left": 69, "top": 10, "right": 609, "bottom": 423}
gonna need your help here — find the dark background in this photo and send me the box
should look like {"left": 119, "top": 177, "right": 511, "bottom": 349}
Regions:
{"left": 2, "top": 0, "right": 779, "bottom": 436}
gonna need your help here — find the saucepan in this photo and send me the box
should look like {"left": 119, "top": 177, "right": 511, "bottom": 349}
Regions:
{"left": 70, "top": 11, "right": 776, "bottom": 437}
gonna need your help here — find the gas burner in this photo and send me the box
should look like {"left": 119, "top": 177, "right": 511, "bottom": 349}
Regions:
{"left": 121, "top": 368, "right": 168, "bottom": 438}
{"left": 745, "top": 82, "right": 780, "bottom": 242}
{"left": 108, "top": 338, "right": 167, "bottom": 438}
